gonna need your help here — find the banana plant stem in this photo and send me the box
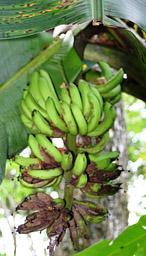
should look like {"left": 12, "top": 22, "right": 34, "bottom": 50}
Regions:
{"left": 64, "top": 133, "right": 76, "bottom": 210}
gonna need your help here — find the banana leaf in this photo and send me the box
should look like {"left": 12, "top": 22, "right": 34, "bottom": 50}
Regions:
{"left": 0, "top": 0, "right": 146, "bottom": 39}
{"left": 0, "top": 31, "right": 82, "bottom": 183}
{"left": 75, "top": 215, "right": 146, "bottom": 256}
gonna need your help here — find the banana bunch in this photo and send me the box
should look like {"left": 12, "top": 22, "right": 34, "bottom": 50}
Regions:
{"left": 15, "top": 63, "right": 125, "bottom": 252}
{"left": 16, "top": 192, "right": 69, "bottom": 235}
{"left": 69, "top": 150, "right": 123, "bottom": 195}
{"left": 21, "top": 70, "right": 65, "bottom": 137}
{"left": 97, "top": 61, "right": 123, "bottom": 105}
{"left": 69, "top": 199, "right": 107, "bottom": 249}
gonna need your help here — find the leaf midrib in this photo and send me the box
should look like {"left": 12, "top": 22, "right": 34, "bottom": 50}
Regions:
{"left": 0, "top": 38, "right": 62, "bottom": 92}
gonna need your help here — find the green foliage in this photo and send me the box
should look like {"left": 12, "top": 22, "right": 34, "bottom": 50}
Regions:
{"left": 0, "top": 30, "right": 82, "bottom": 183}
{"left": 75, "top": 215, "right": 146, "bottom": 256}
{"left": 0, "top": 0, "right": 146, "bottom": 38}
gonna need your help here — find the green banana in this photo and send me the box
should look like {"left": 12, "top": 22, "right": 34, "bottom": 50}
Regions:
{"left": 53, "top": 175, "right": 63, "bottom": 187}
{"left": 39, "top": 69, "right": 58, "bottom": 100}
{"left": 87, "top": 93, "right": 102, "bottom": 133}
{"left": 15, "top": 155, "right": 40, "bottom": 167}
{"left": 24, "top": 92, "right": 48, "bottom": 120}
{"left": 102, "top": 84, "right": 121, "bottom": 99}
{"left": 75, "top": 172, "right": 88, "bottom": 189}
{"left": 77, "top": 131, "right": 110, "bottom": 154}
{"left": 20, "top": 113, "right": 39, "bottom": 134}
{"left": 69, "top": 83, "right": 82, "bottom": 110}
{"left": 78, "top": 79, "right": 91, "bottom": 119}
{"left": 28, "top": 134, "right": 44, "bottom": 161}
{"left": 108, "top": 94, "right": 121, "bottom": 105}
{"left": 19, "top": 177, "right": 49, "bottom": 188}
{"left": 21, "top": 99, "right": 32, "bottom": 120}
{"left": 99, "top": 61, "right": 113, "bottom": 80}
{"left": 96, "top": 68, "right": 124, "bottom": 94}
{"left": 61, "top": 151, "right": 73, "bottom": 171}
{"left": 60, "top": 87, "right": 71, "bottom": 105}
{"left": 22, "top": 86, "right": 29, "bottom": 100}
{"left": 88, "top": 151, "right": 119, "bottom": 162}
{"left": 61, "top": 101, "right": 78, "bottom": 135}
{"left": 46, "top": 97, "right": 68, "bottom": 133}
{"left": 71, "top": 103, "right": 88, "bottom": 136}
{"left": 81, "top": 182, "right": 121, "bottom": 198}
{"left": 104, "top": 162, "right": 117, "bottom": 171}
{"left": 74, "top": 204, "right": 105, "bottom": 224}
{"left": 87, "top": 102, "right": 116, "bottom": 137}
{"left": 29, "top": 71, "right": 46, "bottom": 109}
{"left": 38, "top": 76, "right": 62, "bottom": 115}
{"left": 73, "top": 199, "right": 107, "bottom": 215}
{"left": 32, "top": 110, "right": 54, "bottom": 137}
{"left": 27, "top": 168, "right": 63, "bottom": 180}
{"left": 72, "top": 153, "right": 87, "bottom": 176}
{"left": 89, "top": 85, "right": 104, "bottom": 113}
{"left": 35, "top": 134, "right": 62, "bottom": 162}
{"left": 41, "top": 177, "right": 59, "bottom": 188}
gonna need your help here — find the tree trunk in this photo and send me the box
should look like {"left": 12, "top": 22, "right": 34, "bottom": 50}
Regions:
{"left": 55, "top": 99, "right": 129, "bottom": 255}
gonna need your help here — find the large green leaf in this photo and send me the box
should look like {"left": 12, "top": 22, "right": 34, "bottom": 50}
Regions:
{"left": 0, "top": 0, "right": 146, "bottom": 39}
{"left": 75, "top": 215, "right": 146, "bottom": 256}
{"left": 0, "top": 31, "right": 82, "bottom": 183}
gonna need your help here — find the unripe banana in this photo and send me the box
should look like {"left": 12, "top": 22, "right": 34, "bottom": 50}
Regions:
{"left": 81, "top": 182, "right": 121, "bottom": 198}
{"left": 29, "top": 71, "right": 46, "bottom": 109}
{"left": 108, "top": 94, "right": 121, "bottom": 105}
{"left": 22, "top": 85, "right": 29, "bottom": 100}
{"left": 102, "top": 84, "right": 121, "bottom": 99}
{"left": 21, "top": 99, "right": 32, "bottom": 120}
{"left": 105, "top": 162, "right": 117, "bottom": 171}
{"left": 61, "top": 151, "right": 73, "bottom": 171}
{"left": 72, "top": 153, "right": 87, "bottom": 176}
{"left": 38, "top": 76, "right": 62, "bottom": 114}
{"left": 25, "top": 92, "right": 48, "bottom": 120}
{"left": 77, "top": 131, "right": 110, "bottom": 154}
{"left": 87, "top": 102, "right": 116, "bottom": 137}
{"left": 41, "top": 177, "right": 58, "bottom": 188}
{"left": 74, "top": 203, "right": 105, "bottom": 224}
{"left": 99, "top": 61, "right": 113, "bottom": 80}
{"left": 53, "top": 175, "right": 63, "bottom": 187}
{"left": 89, "top": 85, "right": 104, "bottom": 113}
{"left": 69, "top": 83, "right": 82, "bottom": 110}
{"left": 78, "top": 79, "right": 91, "bottom": 119}
{"left": 87, "top": 93, "right": 102, "bottom": 133}
{"left": 35, "top": 134, "right": 62, "bottom": 162}
{"left": 19, "top": 177, "right": 49, "bottom": 188}
{"left": 73, "top": 199, "right": 107, "bottom": 215}
{"left": 71, "top": 103, "right": 88, "bottom": 136}
{"left": 32, "top": 110, "right": 54, "bottom": 137}
{"left": 96, "top": 68, "right": 124, "bottom": 94}
{"left": 39, "top": 69, "right": 58, "bottom": 100}
{"left": 46, "top": 97, "right": 68, "bottom": 132}
{"left": 28, "top": 134, "right": 44, "bottom": 161}
{"left": 60, "top": 87, "right": 71, "bottom": 105}
{"left": 27, "top": 168, "right": 63, "bottom": 180}
{"left": 15, "top": 155, "right": 40, "bottom": 167}
{"left": 61, "top": 101, "right": 78, "bottom": 135}
{"left": 88, "top": 151, "right": 119, "bottom": 162}
{"left": 75, "top": 172, "right": 88, "bottom": 189}
{"left": 20, "top": 113, "right": 39, "bottom": 134}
